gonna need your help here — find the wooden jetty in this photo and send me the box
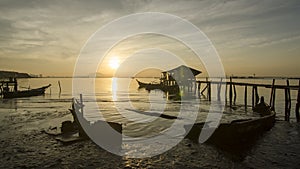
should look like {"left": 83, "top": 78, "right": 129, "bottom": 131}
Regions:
{"left": 197, "top": 78, "right": 300, "bottom": 122}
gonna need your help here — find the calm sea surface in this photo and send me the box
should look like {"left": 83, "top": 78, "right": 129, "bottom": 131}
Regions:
{"left": 1, "top": 77, "right": 299, "bottom": 137}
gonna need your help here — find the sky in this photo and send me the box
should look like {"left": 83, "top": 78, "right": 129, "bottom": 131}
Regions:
{"left": 0, "top": 0, "right": 300, "bottom": 77}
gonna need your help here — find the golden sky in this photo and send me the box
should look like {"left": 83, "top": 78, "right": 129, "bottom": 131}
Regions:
{"left": 0, "top": 0, "right": 299, "bottom": 77}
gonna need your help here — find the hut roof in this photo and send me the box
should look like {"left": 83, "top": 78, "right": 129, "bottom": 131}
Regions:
{"left": 163, "top": 65, "right": 202, "bottom": 76}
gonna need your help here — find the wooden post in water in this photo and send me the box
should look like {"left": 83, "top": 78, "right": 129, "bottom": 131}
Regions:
{"left": 254, "top": 85, "right": 259, "bottom": 106}
{"left": 252, "top": 86, "right": 254, "bottom": 109}
{"left": 58, "top": 80, "right": 62, "bottom": 94}
{"left": 288, "top": 81, "right": 291, "bottom": 120}
{"left": 295, "top": 80, "right": 300, "bottom": 122}
{"left": 225, "top": 83, "right": 228, "bottom": 105}
{"left": 244, "top": 85, "right": 247, "bottom": 109}
{"left": 233, "top": 84, "right": 237, "bottom": 105}
{"left": 285, "top": 80, "right": 291, "bottom": 121}
{"left": 208, "top": 81, "right": 211, "bottom": 101}
{"left": 252, "top": 86, "right": 255, "bottom": 109}
{"left": 197, "top": 82, "right": 201, "bottom": 91}
{"left": 79, "top": 94, "right": 84, "bottom": 114}
{"left": 229, "top": 77, "right": 233, "bottom": 107}
{"left": 269, "top": 79, "right": 275, "bottom": 111}
{"left": 217, "top": 78, "right": 222, "bottom": 101}
{"left": 206, "top": 78, "right": 209, "bottom": 99}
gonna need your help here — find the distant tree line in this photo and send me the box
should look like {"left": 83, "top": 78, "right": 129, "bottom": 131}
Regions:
{"left": 0, "top": 70, "right": 32, "bottom": 78}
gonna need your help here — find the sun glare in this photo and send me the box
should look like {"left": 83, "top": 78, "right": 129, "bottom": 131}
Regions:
{"left": 109, "top": 57, "right": 120, "bottom": 69}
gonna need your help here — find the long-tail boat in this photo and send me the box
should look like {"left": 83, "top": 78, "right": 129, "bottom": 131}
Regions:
{"left": 1, "top": 78, "right": 51, "bottom": 99}
{"left": 2, "top": 84, "right": 51, "bottom": 99}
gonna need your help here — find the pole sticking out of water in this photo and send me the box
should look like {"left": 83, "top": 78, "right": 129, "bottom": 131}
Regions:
{"left": 269, "top": 79, "right": 276, "bottom": 111}
{"left": 217, "top": 78, "right": 222, "bottom": 101}
{"left": 244, "top": 85, "right": 247, "bottom": 109}
{"left": 80, "top": 94, "right": 84, "bottom": 114}
{"left": 296, "top": 80, "right": 300, "bottom": 122}
{"left": 58, "top": 80, "right": 61, "bottom": 94}
{"left": 285, "top": 80, "right": 291, "bottom": 121}
{"left": 229, "top": 77, "right": 233, "bottom": 107}
{"left": 233, "top": 83, "right": 237, "bottom": 105}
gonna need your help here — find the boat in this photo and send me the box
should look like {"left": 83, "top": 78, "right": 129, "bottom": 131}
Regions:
{"left": 184, "top": 110, "right": 276, "bottom": 146}
{"left": 45, "top": 96, "right": 122, "bottom": 149}
{"left": 136, "top": 79, "right": 154, "bottom": 88}
{"left": 136, "top": 79, "right": 179, "bottom": 93}
{"left": 136, "top": 65, "right": 201, "bottom": 94}
{"left": 2, "top": 84, "right": 51, "bottom": 99}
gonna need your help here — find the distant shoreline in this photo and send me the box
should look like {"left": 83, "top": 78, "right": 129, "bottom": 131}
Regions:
{"left": 1, "top": 70, "right": 299, "bottom": 80}
{"left": 2, "top": 76, "right": 299, "bottom": 80}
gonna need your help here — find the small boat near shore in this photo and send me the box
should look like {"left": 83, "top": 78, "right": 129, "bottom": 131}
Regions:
{"left": 1, "top": 78, "right": 51, "bottom": 99}
{"left": 136, "top": 79, "right": 179, "bottom": 93}
{"left": 45, "top": 96, "right": 122, "bottom": 149}
{"left": 184, "top": 110, "right": 276, "bottom": 146}
{"left": 3, "top": 84, "right": 51, "bottom": 99}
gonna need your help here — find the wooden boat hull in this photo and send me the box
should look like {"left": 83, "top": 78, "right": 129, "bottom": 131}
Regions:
{"left": 136, "top": 79, "right": 179, "bottom": 93}
{"left": 3, "top": 84, "right": 51, "bottom": 99}
{"left": 45, "top": 99, "right": 122, "bottom": 148}
{"left": 184, "top": 111, "right": 276, "bottom": 146}
{"left": 69, "top": 99, "right": 122, "bottom": 150}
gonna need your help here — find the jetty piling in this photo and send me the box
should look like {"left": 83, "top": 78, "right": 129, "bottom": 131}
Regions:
{"left": 225, "top": 82, "right": 228, "bottom": 104}
{"left": 296, "top": 80, "right": 300, "bottom": 122}
{"left": 208, "top": 81, "right": 211, "bottom": 101}
{"left": 217, "top": 78, "right": 222, "bottom": 101}
{"left": 269, "top": 79, "right": 276, "bottom": 111}
{"left": 233, "top": 83, "right": 237, "bottom": 105}
{"left": 244, "top": 85, "right": 247, "bottom": 109}
{"left": 80, "top": 94, "right": 84, "bottom": 114}
{"left": 252, "top": 86, "right": 255, "bottom": 109}
{"left": 285, "top": 80, "right": 291, "bottom": 121}
{"left": 229, "top": 77, "right": 233, "bottom": 107}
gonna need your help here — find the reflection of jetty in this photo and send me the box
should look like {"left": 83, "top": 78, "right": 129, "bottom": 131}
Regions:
{"left": 137, "top": 65, "right": 201, "bottom": 93}
{"left": 0, "top": 78, "right": 51, "bottom": 99}
{"left": 197, "top": 78, "right": 300, "bottom": 122}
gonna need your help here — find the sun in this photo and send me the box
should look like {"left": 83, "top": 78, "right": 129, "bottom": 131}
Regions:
{"left": 109, "top": 57, "right": 120, "bottom": 69}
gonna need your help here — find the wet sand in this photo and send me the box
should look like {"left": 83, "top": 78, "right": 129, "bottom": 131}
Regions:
{"left": 1, "top": 108, "right": 300, "bottom": 169}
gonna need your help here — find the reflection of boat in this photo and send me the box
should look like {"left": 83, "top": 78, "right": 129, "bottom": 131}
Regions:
{"left": 184, "top": 111, "right": 276, "bottom": 146}
{"left": 3, "top": 84, "right": 51, "bottom": 99}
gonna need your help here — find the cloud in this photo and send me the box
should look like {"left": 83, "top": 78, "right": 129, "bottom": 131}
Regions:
{"left": 0, "top": 0, "right": 299, "bottom": 76}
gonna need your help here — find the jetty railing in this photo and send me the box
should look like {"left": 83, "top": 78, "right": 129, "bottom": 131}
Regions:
{"left": 195, "top": 78, "right": 300, "bottom": 122}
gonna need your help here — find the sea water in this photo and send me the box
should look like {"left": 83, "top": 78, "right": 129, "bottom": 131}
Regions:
{"left": 0, "top": 77, "right": 299, "bottom": 168}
